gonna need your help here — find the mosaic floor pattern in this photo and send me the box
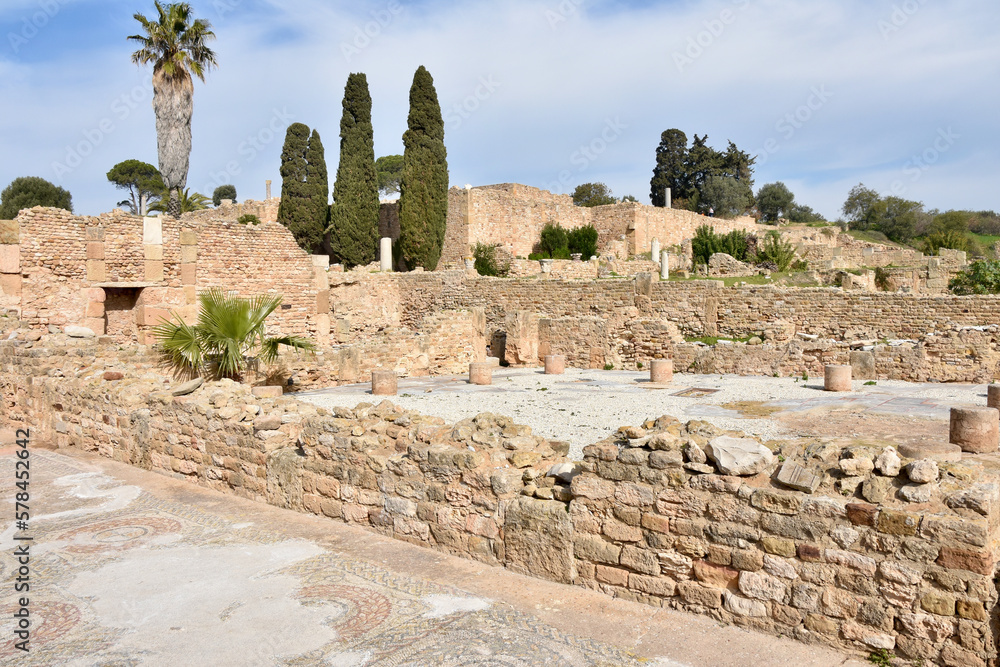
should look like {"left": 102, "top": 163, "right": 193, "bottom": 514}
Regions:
{"left": 0, "top": 450, "right": 646, "bottom": 667}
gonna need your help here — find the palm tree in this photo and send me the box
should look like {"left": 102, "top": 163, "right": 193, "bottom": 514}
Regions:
{"left": 147, "top": 187, "right": 210, "bottom": 214}
{"left": 151, "top": 288, "right": 314, "bottom": 381}
{"left": 128, "top": 2, "right": 217, "bottom": 218}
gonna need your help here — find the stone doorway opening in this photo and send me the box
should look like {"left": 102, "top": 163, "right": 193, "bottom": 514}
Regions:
{"left": 103, "top": 287, "right": 144, "bottom": 344}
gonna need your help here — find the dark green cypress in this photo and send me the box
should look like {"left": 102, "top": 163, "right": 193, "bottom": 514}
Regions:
{"left": 277, "top": 123, "right": 324, "bottom": 252}
{"left": 306, "top": 129, "right": 329, "bottom": 250}
{"left": 398, "top": 66, "right": 449, "bottom": 271}
{"left": 329, "top": 73, "right": 379, "bottom": 267}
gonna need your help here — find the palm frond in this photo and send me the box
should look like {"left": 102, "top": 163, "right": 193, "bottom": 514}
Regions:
{"left": 260, "top": 335, "right": 316, "bottom": 366}
{"left": 150, "top": 312, "right": 203, "bottom": 372}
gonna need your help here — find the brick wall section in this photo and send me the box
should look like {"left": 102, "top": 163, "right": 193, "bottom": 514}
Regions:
{"left": 5, "top": 208, "right": 322, "bottom": 341}
{"left": 180, "top": 198, "right": 280, "bottom": 224}
{"left": 3, "top": 335, "right": 997, "bottom": 666}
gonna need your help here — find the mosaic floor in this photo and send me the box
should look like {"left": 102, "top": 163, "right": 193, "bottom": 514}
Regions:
{"left": 0, "top": 450, "right": 646, "bottom": 667}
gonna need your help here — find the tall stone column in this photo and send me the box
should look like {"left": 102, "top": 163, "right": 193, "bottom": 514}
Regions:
{"left": 651, "top": 238, "right": 660, "bottom": 264}
{"left": 380, "top": 238, "right": 393, "bottom": 272}
{"left": 266, "top": 180, "right": 272, "bottom": 200}
{"left": 313, "top": 255, "right": 331, "bottom": 346}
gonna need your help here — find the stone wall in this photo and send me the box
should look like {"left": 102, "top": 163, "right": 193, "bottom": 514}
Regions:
{"left": 180, "top": 198, "right": 280, "bottom": 224}
{"left": 441, "top": 184, "right": 757, "bottom": 268}
{"left": 3, "top": 333, "right": 998, "bottom": 666}
{"left": 2, "top": 207, "right": 328, "bottom": 345}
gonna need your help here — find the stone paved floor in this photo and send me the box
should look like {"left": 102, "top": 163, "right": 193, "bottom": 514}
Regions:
{"left": 0, "top": 440, "right": 866, "bottom": 667}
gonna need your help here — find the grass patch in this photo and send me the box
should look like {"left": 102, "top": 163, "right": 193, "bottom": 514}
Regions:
{"left": 722, "top": 401, "right": 783, "bottom": 418}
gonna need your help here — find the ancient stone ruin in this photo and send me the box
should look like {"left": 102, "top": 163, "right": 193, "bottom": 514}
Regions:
{"left": 3, "top": 193, "right": 1000, "bottom": 666}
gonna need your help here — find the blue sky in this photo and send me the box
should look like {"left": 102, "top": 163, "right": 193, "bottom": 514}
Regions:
{"left": 1, "top": 0, "right": 997, "bottom": 219}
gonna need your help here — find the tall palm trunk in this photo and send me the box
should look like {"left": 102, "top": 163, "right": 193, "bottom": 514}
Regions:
{"left": 152, "top": 68, "right": 193, "bottom": 218}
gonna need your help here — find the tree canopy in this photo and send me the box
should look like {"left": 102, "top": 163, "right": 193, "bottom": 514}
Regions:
{"left": 375, "top": 155, "right": 404, "bottom": 198}
{"left": 842, "top": 183, "right": 921, "bottom": 242}
{"left": 650, "top": 129, "right": 755, "bottom": 213}
{"left": 212, "top": 184, "right": 237, "bottom": 206}
{"left": 277, "top": 123, "right": 327, "bottom": 254}
{"left": 0, "top": 177, "right": 73, "bottom": 219}
{"left": 572, "top": 182, "right": 616, "bottom": 207}
{"left": 107, "top": 159, "right": 164, "bottom": 214}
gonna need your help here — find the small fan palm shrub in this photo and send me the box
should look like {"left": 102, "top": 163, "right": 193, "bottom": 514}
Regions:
{"left": 151, "top": 287, "right": 314, "bottom": 381}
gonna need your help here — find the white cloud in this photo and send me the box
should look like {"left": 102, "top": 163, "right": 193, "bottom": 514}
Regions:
{"left": 0, "top": 0, "right": 997, "bottom": 217}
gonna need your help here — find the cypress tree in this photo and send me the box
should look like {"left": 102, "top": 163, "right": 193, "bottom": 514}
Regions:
{"left": 398, "top": 66, "right": 449, "bottom": 271}
{"left": 306, "top": 129, "right": 329, "bottom": 249}
{"left": 329, "top": 73, "right": 379, "bottom": 267}
{"left": 277, "top": 123, "right": 323, "bottom": 252}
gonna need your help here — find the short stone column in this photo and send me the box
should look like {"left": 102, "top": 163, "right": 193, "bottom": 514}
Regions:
{"left": 950, "top": 407, "right": 999, "bottom": 453}
{"left": 650, "top": 359, "right": 673, "bottom": 384}
{"left": 380, "top": 238, "right": 393, "bottom": 272}
{"left": 469, "top": 362, "right": 493, "bottom": 385}
{"left": 988, "top": 384, "right": 1000, "bottom": 410}
{"left": 371, "top": 370, "right": 398, "bottom": 396}
{"left": 660, "top": 250, "right": 670, "bottom": 281}
{"left": 539, "top": 259, "right": 553, "bottom": 275}
{"left": 544, "top": 355, "right": 565, "bottom": 375}
{"left": 651, "top": 238, "right": 660, "bottom": 264}
{"left": 824, "top": 365, "right": 852, "bottom": 392}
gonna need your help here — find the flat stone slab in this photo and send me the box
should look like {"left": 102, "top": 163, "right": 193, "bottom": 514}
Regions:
{"left": 776, "top": 461, "right": 821, "bottom": 493}
{"left": 706, "top": 436, "right": 774, "bottom": 476}
{"left": 170, "top": 377, "right": 204, "bottom": 396}
{"left": 898, "top": 442, "right": 962, "bottom": 463}
{"left": 65, "top": 325, "right": 96, "bottom": 339}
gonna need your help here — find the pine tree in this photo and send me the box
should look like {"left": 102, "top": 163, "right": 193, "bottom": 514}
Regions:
{"left": 398, "top": 66, "right": 449, "bottom": 271}
{"left": 306, "top": 129, "right": 329, "bottom": 247}
{"left": 277, "top": 123, "right": 317, "bottom": 251}
{"left": 329, "top": 73, "right": 379, "bottom": 267}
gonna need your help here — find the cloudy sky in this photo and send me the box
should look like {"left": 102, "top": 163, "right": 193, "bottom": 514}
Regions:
{"left": 1, "top": 0, "right": 997, "bottom": 219}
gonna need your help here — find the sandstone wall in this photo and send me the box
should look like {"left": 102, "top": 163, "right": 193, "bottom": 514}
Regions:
{"left": 3, "top": 333, "right": 998, "bottom": 666}
{"left": 180, "top": 198, "right": 280, "bottom": 224}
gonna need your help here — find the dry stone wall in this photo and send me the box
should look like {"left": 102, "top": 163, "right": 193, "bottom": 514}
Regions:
{"left": 3, "top": 333, "right": 999, "bottom": 666}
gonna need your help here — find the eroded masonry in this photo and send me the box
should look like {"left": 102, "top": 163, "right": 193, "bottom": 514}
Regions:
{"left": 2, "top": 199, "right": 1000, "bottom": 667}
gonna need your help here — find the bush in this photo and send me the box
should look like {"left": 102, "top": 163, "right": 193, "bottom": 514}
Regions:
{"left": 567, "top": 224, "right": 598, "bottom": 259}
{"left": 552, "top": 246, "right": 572, "bottom": 260}
{"left": 238, "top": 214, "right": 261, "bottom": 225}
{"left": 472, "top": 243, "right": 510, "bottom": 277}
{"left": 950, "top": 260, "right": 1000, "bottom": 295}
{"left": 756, "top": 230, "right": 796, "bottom": 271}
{"left": 212, "top": 184, "right": 237, "bottom": 206}
{"left": 0, "top": 176, "right": 72, "bottom": 219}
{"left": 691, "top": 225, "right": 754, "bottom": 266}
{"left": 539, "top": 223, "right": 568, "bottom": 256}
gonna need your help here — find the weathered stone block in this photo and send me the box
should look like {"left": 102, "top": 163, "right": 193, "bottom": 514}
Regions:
{"left": 144, "top": 244, "right": 164, "bottom": 261}
{"left": 0, "top": 220, "right": 18, "bottom": 244}
{"left": 180, "top": 264, "right": 197, "bottom": 285}
{"left": 595, "top": 564, "right": 629, "bottom": 587}
{"left": 85, "top": 300, "right": 105, "bottom": 318}
{"left": 316, "top": 289, "right": 330, "bottom": 315}
{"left": 877, "top": 509, "right": 918, "bottom": 536}
{"left": 86, "top": 259, "right": 106, "bottom": 282}
{"left": 82, "top": 318, "right": 106, "bottom": 336}
{"left": 0, "top": 244, "right": 21, "bottom": 273}
{"left": 505, "top": 497, "right": 576, "bottom": 583}
{"left": 0, "top": 273, "right": 21, "bottom": 296}
{"left": 144, "top": 260, "right": 164, "bottom": 282}
{"left": 179, "top": 230, "right": 198, "bottom": 245}
{"left": 921, "top": 592, "right": 956, "bottom": 616}
{"left": 180, "top": 245, "right": 198, "bottom": 263}
{"left": 143, "top": 216, "right": 163, "bottom": 245}
{"left": 751, "top": 489, "right": 802, "bottom": 515}
{"left": 85, "top": 225, "right": 104, "bottom": 242}
{"left": 936, "top": 547, "right": 993, "bottom": 575}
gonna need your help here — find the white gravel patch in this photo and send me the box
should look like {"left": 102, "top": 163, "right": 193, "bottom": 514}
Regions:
{"left": 297, "top": 369, "right": 989, "bottom": 461}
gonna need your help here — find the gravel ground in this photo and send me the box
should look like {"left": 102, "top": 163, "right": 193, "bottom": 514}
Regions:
{"left": 296, "top": 369, "right": 989, "bottom": 461}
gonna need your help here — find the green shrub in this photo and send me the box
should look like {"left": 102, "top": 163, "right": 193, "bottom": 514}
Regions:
{"left": 950, "top": 259, "right": 1000, "bottom": 294}
{"left": 472, "top": 243, "right": 510, "bottom": 277}
{"left": 528, "top": 252, "right": 546, "bottom": 261}
{"left": 552, "top": 246, "right": 572, "bottom": 260}
{"left": 238, "top": 214, "right": 261, "bottom": 226}
{"left": 691, "top": 226, "right": 754, "bottom": 265}
{"left": 540, "top": 223, "right": 569, "bottom": 256}
{"left": 1, "top": 176, "right": 73, "bottom": 219}
{"left": 212, "top": 184, "right": 237, "bottom": 206}
{"left": 756, "top": 230, "right": 796, "bottom": 271}
{"left": 568, "top": 224, "right": 599, "bottom": 259}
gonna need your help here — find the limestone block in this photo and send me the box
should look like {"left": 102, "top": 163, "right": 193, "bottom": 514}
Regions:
{"left": 144, "top": 260, "right": 164, "bottom": 282}
{"left": 0, "top": 220, "right": 18, "bottom": 244}
{"left": 82, "top": 318, "right": 106, "bottom": 336}
{"left": 179, "top": 230, "right": 198, "bottom": 246}
{"left": 371, "top": 370, "right": 397, "bottom": 396}
{"left": 316, "top": 290, "right": 330, "bottom": 315}
{"left": 85, "top": 226, "right": 104, "bottom": 242}
{"left": 183, "top": 286, "right": 197, "bottom": 305}
{"left": 85, "top": 300, "right": 105, "bottom": 318}
{"left": 65, "top": 325, "right": 95, "bottom": 339}
{"left": 874, "top": 447, "right": 901, "bottom": 476}
{"left": 144, "top": 244, "right": 164, "bottom": 261}
{"left": 824, "top": 365, "right": 852, "bottom": 392}
{"left": 143, "top": 216, "right": 163, "bottom": 245}
{"left": 86, "top": 259, "right": 106, "bottom": 282}
{"left": 469, "top": 362, "right": 492, "bottom": 385}
{"left": 775, "top": 461, "right": 821, "bottom": 493}
{"left": 950, "top": 407, "right": 999, "bottom": 453}
{"left": 898, "top": 441, "right": 962, "bottom": 462}
{"left": 180, "top": 264, "right": 197, "bottom": 285}
{"left": 705, "top": 436, "right": 774, "bottom": 476}
{"left": 504, "top": 311, "right": 539, "bottom": 366}
{"left": 650, "top": 359, "right": 673, "bottom": 384}
{"left": 180, "top": 246, "right": 198, "bottom": 263}
{"left": 544, "top": 355, "right": 565, "bottom": 375}
{"left": 988, "top": 385, "right": 1000, "bottom": 410}
{"left": 252, "top": 386, "right": 283, "bottom": 398}
{"left": 0, "top": 245, "right": 20, "bottom": 273}
{"left": 849, "top": 350, "right": 875, "bottom": 381}
{"left": 505, "top": 496, "right": 575, "bottom": 584}
{"left": 0, "top": 274, "right": 20, "bottom": 296}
